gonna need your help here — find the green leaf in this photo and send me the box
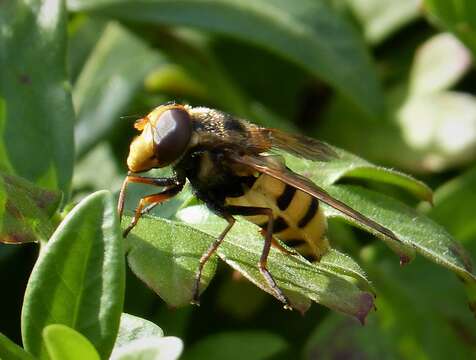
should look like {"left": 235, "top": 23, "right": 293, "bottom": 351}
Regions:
{"left": 0, "top": 172, "right": 62, "bottom": 244}
{"left": 22, "top": 191, "right": 125, "bottom": 359}
{"left": 141, "top": 29, "right": 251, "bottom": 117}
{"left": 0, "top": 332, "right": 35, "bottom": 360}
{"left": 125, "top": 216, "right": 219, "bottom": 307}
{"left": 67, "top": 16, "right": 107, "bottom": 83}
{"left": 424, "top": 0, "right": 476, "bottom": 57}
{"left": 68, "top": 0, "right": 384, "bottom": 118}
{"left": 111, "top": 337, "right": 183, "bottom": 360}
{"left": 310, "top": 247, "right": 476, "bottom": 359}
{"left": 74, "top": 21, "right": 163, "bottom": 158}
{"left": 126, "top": 208, "right": 375, "bottom": 321}
{"left": 174, "top": 206, "right": 374, "bottom": 321}
{"left": 280, "top": 152, "right": 476, "bottom": 313}
{"left": 43, "top": 324, "right": 100, "bottom": 360}
{"left": 114, "top": 313, "right": 164, "bottom": 350}
{"left": 409, "top": 33, "right": 471, "bottom": 96}
{"left": 181, "top": 331, "right": 287, "bottom": 360}
{"left": 0, "top": 0, "right": 74, "bottom": 196}
{"left": 346, "top": 0, "right": 421, "bottom": 44}
{"left": 304, "top": 314, "right": 398, "bottom": 359}
{"left": 325, "top": 186, "right": 476, "bottom": 310}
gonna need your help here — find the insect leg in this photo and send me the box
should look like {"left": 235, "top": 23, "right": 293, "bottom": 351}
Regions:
{"left": 192, "top": 214, "right": 235, "bottom": 305}
{"left": 117, "top": 172, "right": 183, "bottom": 220}
{"left": 225, "top": 205, "right": 291, "bottom": 309}
{"left": 123, "top": 185, "right": 182, "bottom": 237}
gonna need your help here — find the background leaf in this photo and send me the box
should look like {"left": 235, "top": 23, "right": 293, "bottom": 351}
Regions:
{"left": 0, "top": 172, "right": 61, "bottom": 244}
{"left": 73, "top": 22, "right": 164, "bottom": 157}
{"left": 21, "top": 191, "right": 124, "bottom": 359}
{"left": 0, "top": 0, "right": 74, "bottom": 196}
{"left": 68, "top": 0, "right": 384, "bottom": 118}
{"left": 424, "top": 0, "right": 476, "bottom": 56}
{"left": 181, "top": 331, "right": 287, "bottom": 360}
{"left": 345, "top": 0, "right": 421, "bottom": 44}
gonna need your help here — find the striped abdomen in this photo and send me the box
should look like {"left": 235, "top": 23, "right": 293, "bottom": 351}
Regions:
{"left": 225, "top": 174, "right": 329, "bottom": 261}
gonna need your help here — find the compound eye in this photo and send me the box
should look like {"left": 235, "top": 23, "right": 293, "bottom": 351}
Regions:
{"left": 154, "top": 108, "right": 192, "bottom": 166}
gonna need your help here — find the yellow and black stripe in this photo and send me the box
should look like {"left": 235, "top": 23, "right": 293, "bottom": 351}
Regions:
{"left": 225, "top": 174, "right": 329, "bottom": 261}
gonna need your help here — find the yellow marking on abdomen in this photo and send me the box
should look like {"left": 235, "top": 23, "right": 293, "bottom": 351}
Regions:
{"left": 225, "top": 174, "right": 329, "bottom": 260}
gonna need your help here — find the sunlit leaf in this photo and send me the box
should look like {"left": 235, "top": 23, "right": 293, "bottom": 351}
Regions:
{"left": 279, "top": 152, "right": 476, "bottom": 313}
{"left": 43, "top": 324, "right": 100, "bottom": 360}
{"left": 125, "top": 208, "right": 375, "bottom": 322}
{"left": 22, "top": 191, "right": 124, "bottom": 359}
{"left": 114, "top": 313, "right": 164, "bottom": 350}
{"left": 294, "top": 147, "right": 433, "bottom": 202}
{"left": 111, "top": 337, "right": 183, "bottom": 360}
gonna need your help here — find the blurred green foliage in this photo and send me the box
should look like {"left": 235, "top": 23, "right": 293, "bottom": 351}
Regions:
{"left": 1, "top": 0, "right": 476, "bottom": 359}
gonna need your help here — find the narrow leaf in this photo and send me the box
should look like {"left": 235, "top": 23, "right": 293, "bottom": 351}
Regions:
{"left": 22, "top": 191, "right": 124, "bottom": 359}
{"left": 281, "top": 152, "right": 476, "bottom": 313}
{"left": 43, "top": 324, "right": 100, "bottom": 360}
{"left": 0, "top": 0, "right": 74, "bottom": 196}
{"left": 68, "top": 0, "right": 384, "bottom": 117}
{"left": 287, "top": 149, "right": 433, "bottom": 202}
{"left": 74, "top": 22, "right": 163, "bottom": 157}
{"left": 0, "top": 332, "right": 35, "bottom": 360}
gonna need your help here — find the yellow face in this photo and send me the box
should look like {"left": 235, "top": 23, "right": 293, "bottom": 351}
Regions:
{"left": 126, "top": 104, "right": 192, "bottom": 173}
{"left": 127, "top": 122, "right": 160, "bottom": 173}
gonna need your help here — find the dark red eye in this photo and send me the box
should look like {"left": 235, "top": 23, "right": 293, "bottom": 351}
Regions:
{"left": 153, "top": 108, "right": 192, "bottom": 165}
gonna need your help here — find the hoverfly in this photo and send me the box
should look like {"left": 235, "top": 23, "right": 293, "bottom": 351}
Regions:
{"left": 118, "top": 103, "right": 398, "bottom": 308}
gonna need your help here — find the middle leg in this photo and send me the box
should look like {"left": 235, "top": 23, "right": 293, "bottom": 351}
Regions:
{"left": 225, "top": 205, "right": 291, "bottom": 308}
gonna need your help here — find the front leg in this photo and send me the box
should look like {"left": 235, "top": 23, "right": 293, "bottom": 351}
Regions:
{"left": 118, "top": 172, "right": 184, "bottom": 235}
{"left": 118, "top": 172, "right": 184, "bottom": 220}
{"left": 123, "top": 185, "right": 183, "bottom": 237}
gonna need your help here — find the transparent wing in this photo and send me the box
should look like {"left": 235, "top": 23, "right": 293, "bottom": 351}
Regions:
{"left": 267, "top": 128, "right": 337, "bottom": 161}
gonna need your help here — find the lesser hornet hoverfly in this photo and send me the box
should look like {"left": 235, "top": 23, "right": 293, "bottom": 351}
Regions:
{"left": 118, "top": 103, "right": 398, "bottom": 308}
